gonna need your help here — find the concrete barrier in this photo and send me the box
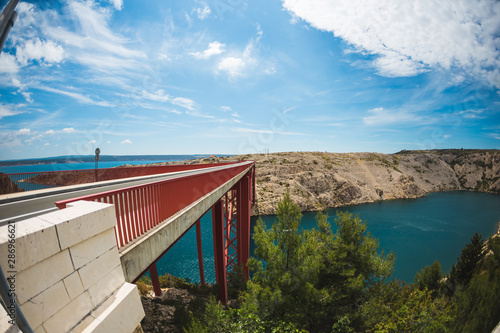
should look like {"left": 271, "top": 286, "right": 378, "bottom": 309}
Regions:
{"left": 0, "top": 200, "right": 144, "bottom": 333}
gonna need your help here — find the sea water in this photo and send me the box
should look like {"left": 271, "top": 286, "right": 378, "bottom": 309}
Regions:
{"left": 0, "top": 160, "right": 165, "bottom": 174}
{"left": 156, "top": 191, "right": 500, "bottom": 284}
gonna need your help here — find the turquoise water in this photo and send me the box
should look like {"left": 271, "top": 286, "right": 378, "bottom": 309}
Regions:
{"left": 0, "top": 160, "right": 170, "bottom": 191}
{"left": 156, "top": 191, "right": 500, "bottom": 284}
{"left": 0, "top": 160, "right": 165, "bottom": 174}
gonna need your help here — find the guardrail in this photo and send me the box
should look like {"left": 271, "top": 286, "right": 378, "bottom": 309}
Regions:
{"left": 0, "top": 172, "right": 57, "bottom": 192}
{"left": 0, "top": 163, "right": 234, "bottom": 194}
{"left": 55, "top": 162, "right": 254, "bottom": 249}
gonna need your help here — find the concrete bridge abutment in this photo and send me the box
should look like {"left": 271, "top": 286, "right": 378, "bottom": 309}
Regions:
{"left": 0, "top": 201, "right": 144, "bottom": 333}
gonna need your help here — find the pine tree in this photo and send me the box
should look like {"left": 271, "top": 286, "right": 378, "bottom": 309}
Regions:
{"left": 247, "top": 190, "right": 323, "bottom": 326}
{"left": 247, "top": 192, "right": 395, "bottom": 331}
{"left": 453, "top": 236, "right": 500, "bottom": 333}
{"left": 447, "top": 232, "right": 485, "bottom": 294}
{"left": 415, "top": 259, "right": 442, "bottom": 297}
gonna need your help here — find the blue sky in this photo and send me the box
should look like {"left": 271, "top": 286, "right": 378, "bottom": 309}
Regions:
{"left": 0, "top": 0, "right": 499, "bottom": 160}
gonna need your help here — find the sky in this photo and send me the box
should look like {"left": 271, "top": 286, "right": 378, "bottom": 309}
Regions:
{"left": 0, "top": 0, "right": 499, "bottom": 160}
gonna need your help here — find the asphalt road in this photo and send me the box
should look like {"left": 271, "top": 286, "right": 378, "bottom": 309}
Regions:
{"left": 0, "top": 162, "right": 252, "bottom": 226}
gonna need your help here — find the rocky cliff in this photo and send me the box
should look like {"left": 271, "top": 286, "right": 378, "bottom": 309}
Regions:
{"left": 230, "top": 149, "right": 499, "bottom": 216}
{"left": 0, "top": 173, "right": 23, "bottom": 194}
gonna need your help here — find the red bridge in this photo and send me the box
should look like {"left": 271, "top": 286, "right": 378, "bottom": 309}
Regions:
{"left": 1, "top": 161, "right": 256, "bottom": 305}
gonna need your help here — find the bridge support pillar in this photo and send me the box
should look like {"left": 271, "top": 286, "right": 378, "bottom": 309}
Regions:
{"left": 212, "top": 199, "right": 228, "bottom": 304}
{"left": 196, "top": 219, "right": 206, "bottom": 285}
{"left": 211, "top": 169, "right": 254, "bottom": 304}
{"left": 150, "top": 263, "right": 162, "bottom": 297}
{"left": 238, "top": 173, "right": 251, "bottom": 278}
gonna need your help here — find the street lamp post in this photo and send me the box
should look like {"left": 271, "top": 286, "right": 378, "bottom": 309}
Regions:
{"left": 95, "top": 148, "right": 100, "bottom": 182}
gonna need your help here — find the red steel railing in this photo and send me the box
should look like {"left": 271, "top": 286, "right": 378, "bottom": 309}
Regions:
{"left": 55, "top": 162, "right": 254, "bottom": 249}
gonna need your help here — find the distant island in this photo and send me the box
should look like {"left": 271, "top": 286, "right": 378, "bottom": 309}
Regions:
{"left": 0, "top": 154, "right": 224, "bottom": 167}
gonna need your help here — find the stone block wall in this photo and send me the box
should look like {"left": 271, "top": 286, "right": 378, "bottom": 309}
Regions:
{"left": 0, "top": 200, "right": 145, "bottom": 333}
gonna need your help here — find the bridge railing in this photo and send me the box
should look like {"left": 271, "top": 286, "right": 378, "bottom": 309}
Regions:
{"left": 55, "top": 162, "right": 254, "bottom": 249}
{"left": 0, "top": 163, "right": 234, "bottom": 194}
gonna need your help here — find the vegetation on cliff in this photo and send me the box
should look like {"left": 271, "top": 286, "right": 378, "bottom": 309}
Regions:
{"left": 137, "top": 193, "right": 500, "bottom": 332}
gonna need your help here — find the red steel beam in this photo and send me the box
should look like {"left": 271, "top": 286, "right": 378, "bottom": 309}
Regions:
{"left": 149, "top": 263, "right": 162, "bottom": 297}
{"left": 195, "top": 219, "right": 206, "bottom": 285}
{"left": 239, "top": 173, "right": 251, "bottom": 278}
{"left": 212, "top": 199, "right": 227, "bottom": 304}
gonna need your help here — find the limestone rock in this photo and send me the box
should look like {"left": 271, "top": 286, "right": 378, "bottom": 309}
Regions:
{"left": 233, "top": 150, "right": 499, "bottom": 215}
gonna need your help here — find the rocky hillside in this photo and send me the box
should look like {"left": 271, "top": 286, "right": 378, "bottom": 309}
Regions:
{"left": 230, "top": 149, "right": 499, "bottom": 216}
{"left": 0, "top": 173, "right": 23, "bottom": 194}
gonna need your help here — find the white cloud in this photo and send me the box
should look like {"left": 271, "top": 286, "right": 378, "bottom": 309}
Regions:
{"left": 21, "top": 91, "right": 33, "bottom": 103}
{"left": 217, "top": 27, "right": 275, "bottom": 79}
{"left": 110, "top": 0, "right": 123, "bottom": 11}
{"left": 363, "top": 107, "right": 420, "bottom": 126}
{"left": 185, "top": 110, "right": 214, "bottom": 119}
{"left": 15, "top": 3, "right": 36, "bottom": 29}
{"left": 233, "top": 127, "right": 306, "bottom": 136}
{"left": 44, "top": 142, "right": 50, "bottom": 146}
{"left": 282, "top": 0, "right": 500, "bottom": 87}
{"left": 456, "top": 109, "right": 485, "bottom": 119}
{"left": 135, "top": 102, "right": 183, "bottom": 115}
{"left": 36, "top": 1, "right": 146, "bottom": 73}
{"left": 0, "top": 132, "right": 23, "bottom": 148}
{"left": 65, "top": 2, "right": 144, "bottom": 59}
{"left": 0, "top": 103, "right": 22, "bottom": 119}
{"left": 75, "top": 54, "right": 141, "bottom": 71}
{"left": 139, "top": 90, "right": 198, "bottom": 111}
{"left": 25, "top": 133, "right": 43, "bottom": 143}
{"left": 264, "top": 65, "right": 277, "bottom": 75}
{"left": 256, "top": 24, "right": 263, "bottom": 38}
{"left": 171, "top": 97, "right": 197, "bottom": 111}
{"left": 42, "top": 128, "right": 80, "bottom": 136}
{"left": 18, "top": 128, "right": 30, "bottom": 135}
{"left": 38, "top": 86, "right": 113, "bottom": 107}
{"left": 88, "top": 140, "right": 97, "bottom": 144}
{"left": 0, "top": 53, "right": 19, "bottom": 74}
{"left": 220, "top": 106, "right": 232, "bottom": 112}
{"left": 121, "top": 139, "right": 132, "bottom": 144}
{"left": 26, "top": 134, "right": 44, "bottom": 144}
{"left": 219, "top": 40, "right": 257, "bottom": 78}
{"left": 16, "top": 38, "right": 65, "bottom": 66}
{"left": 194, "top": 5, "right": 211, "bottom": 20}
{"left": 140, "top": 90, "right": 170, "bottom": 102}
{"left": 231, "top": 112, "right": 240, "bottom": 118}
{"left": 218, "top": 57, "right": 246, "bottom": 78}
{"left": 372, "top": 51, "right": 426, "bottom": 77}
{"left": 190, "top": 41, "right": 225, "bottom": 59}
